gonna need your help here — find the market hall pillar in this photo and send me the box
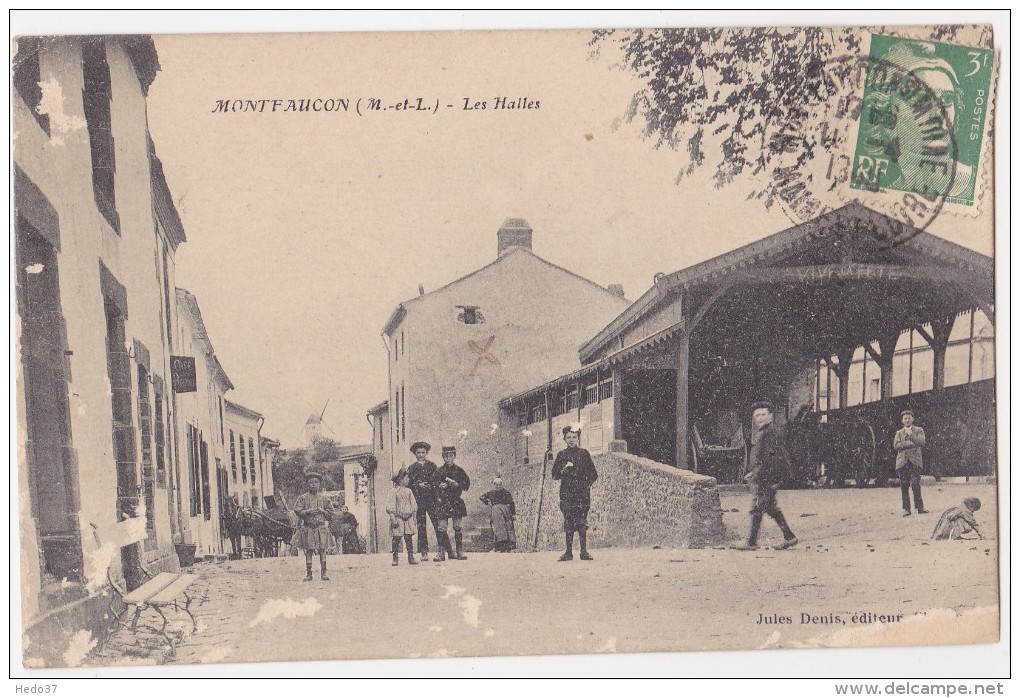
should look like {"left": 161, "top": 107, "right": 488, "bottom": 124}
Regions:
{"left": 612, "top": 369, "right": 623, "bottom": 441}
{"left": 918, "top": 315, "right": 955, "bottom": 391}
{"left": 832, "top": 348, "right": 854, "bottom": 409}
{"left": 864, "top": 329, "right": 899, "bottom": 401}
{"left": 675, "top": 324, "right": 691, "bottom": 473}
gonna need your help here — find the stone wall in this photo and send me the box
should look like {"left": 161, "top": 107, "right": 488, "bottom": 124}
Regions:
{"left": 501, "top": 446, "right": 725, "bottom": 552}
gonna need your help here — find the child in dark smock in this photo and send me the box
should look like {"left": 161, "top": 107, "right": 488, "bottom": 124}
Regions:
{"left": 293, "top": 470, "right": 335, "bottom": 581}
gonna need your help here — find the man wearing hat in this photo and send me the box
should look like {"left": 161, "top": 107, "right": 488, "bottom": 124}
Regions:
{"left": 894, "top": 410, "right": 928, "bottom": 516}
{"left": 431, "top": 445, "right": 471, "bottom": 561}
{"left": 406, "top": 441, "right": 440, "bottom": 561}
{"left": 734, "top": 400, "right": 798, "bottom": 551}
{"left": 552, "top": 424, "right": 598, "bottom": 561}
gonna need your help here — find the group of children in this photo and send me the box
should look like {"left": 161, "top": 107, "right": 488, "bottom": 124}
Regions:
{"left": 288, "top": 416, "right": 985, "bottom": 580}
{"left": 289, "top": 457, "right": 518, "bottom": 578}
{"left": 385, "top": 466, "right": 517, "bottom": 566}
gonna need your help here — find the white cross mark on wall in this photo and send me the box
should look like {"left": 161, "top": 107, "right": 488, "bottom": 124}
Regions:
{"left": 469, "top": 335, "right": 500, "bottom": 376}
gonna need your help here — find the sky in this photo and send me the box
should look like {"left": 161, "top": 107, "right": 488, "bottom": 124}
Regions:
{"left": 135, "top": 24, "right": 996, "bottom": 450}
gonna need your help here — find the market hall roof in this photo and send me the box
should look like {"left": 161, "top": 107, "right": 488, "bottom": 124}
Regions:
{"left": 579, "top": 202, "right": 994, "bottom": 364}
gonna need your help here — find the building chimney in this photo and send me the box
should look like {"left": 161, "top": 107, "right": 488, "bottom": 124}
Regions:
{"left": 607, "top": 284, "right": 625, "bottom": 297}
{"left": 497, "top": 218, "right": 533, "bottom": 257}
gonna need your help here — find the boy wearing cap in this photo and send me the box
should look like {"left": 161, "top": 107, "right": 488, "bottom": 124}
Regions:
{"left": 552, "top": 425, "right": 598, "bottom": 561}
{"left": 734, "top": 401, "right": 798, "bottom": 551}
{"left": 293, "top": 469, "right": 335, "bottom": 581}
{"left": 432, "top": 445, "right": 471, "bottom": 561}
{"left": 406, "top": 441, "right": 440, "bottom": 561}
{"left": 894, "top": 410, "right": 928, "bottom": 516}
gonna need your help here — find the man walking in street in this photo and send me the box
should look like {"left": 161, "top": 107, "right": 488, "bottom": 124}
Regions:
{"left": 552, "top": 424, "right": 598, "bottom": 561}
{"left": 432, "top": 445, "right": 471, "bottom": 562}
{"left": 406, "top": 441, "right": 440, "bottom": 561}
{"left": 894, "top": 410, "right": 929, "bottom": 517}
{"left": 734, "top": 401, "right": 798, "bottom": 551}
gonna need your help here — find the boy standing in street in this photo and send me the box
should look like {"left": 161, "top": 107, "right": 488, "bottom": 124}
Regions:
{"left": 387, "top": 469, "right": 419, "bottom": 566}
{"left": 734, "top": 401, "right": 798, "bottom": 551}
{"left": 406, "top": 441, "right": 440, "bottom": 561}
{"left": 552, "top": 425, "right": 598, "bottom": 561}
{"left": 894, "top": 410, "right": 929, "bottom": 516}
{"left": 432, "top": 445, "right": 471, "bottom": 561}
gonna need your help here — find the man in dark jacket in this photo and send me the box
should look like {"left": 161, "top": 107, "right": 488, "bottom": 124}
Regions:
{"left": 735, "top": 400, "right": 798, "bottom": 551}
{"left": 406, "top": 441, "right": 441, "bottom": 561}
{"left": 552, "top": 425, "right": 598, "bottom": 561}
{"left": 432, "top": 444, "right": 471, "bottom": 561}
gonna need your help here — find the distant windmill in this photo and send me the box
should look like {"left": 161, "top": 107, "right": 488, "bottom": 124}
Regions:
{"left": 296, "top": 399, "right": 339, "bottom": 447}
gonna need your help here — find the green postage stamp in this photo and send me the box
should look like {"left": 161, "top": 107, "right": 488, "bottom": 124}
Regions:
{"left": 850, "top": 34, "right": 993, "bottom": 206}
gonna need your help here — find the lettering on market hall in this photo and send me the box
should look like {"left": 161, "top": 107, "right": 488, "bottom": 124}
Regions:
{"left": 211, "top": 96, "right": 542, "bottom": 115}
{"left": 756, "top": 611, "right": 907, "bottom": 626}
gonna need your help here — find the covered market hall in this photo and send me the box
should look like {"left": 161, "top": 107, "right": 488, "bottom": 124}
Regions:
{"left": 499, "top": 202, "right": 995, "bottom": 486}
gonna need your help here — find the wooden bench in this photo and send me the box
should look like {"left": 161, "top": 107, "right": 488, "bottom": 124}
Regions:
{"left": 107, "top": 567, "right": 199, "bottom": 654}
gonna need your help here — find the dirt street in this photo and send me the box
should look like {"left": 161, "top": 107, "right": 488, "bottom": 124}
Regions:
{"left": 87, "top": 483, "right": 998, "bottom": 667}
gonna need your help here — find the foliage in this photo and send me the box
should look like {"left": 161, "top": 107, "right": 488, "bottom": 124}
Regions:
{"left": 311, "top": 436, "right": 341, "bottom": 463}
{"left": 272, "top": 446, "right": 341, "bottom": 502}
{"left": 272, "top": 449, "right": 309, "bottom": 502}
{"left": 590, "top": 26, "right": 972, "bottom": 196}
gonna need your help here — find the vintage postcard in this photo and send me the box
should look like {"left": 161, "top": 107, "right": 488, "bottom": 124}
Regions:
{"left": 12, "top": 18, "right": 1004, "bottom": 676}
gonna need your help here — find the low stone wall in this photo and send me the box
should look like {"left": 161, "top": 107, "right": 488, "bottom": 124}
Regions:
{"left": 501, "top": 449, "right": 725, "bottom": 552}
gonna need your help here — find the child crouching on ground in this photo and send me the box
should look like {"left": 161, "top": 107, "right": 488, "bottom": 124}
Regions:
{"left": 932, "top": 497, "right": 983, "bottom": 540}
{"left": 387, "top": 469, "right": 418, "bottom": 566}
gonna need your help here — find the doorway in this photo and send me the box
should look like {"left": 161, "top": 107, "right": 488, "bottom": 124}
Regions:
{"left": 16, "top": 215, "right": 84, "bottom": 600}
{"left": 620, "top": 369, "right": 678, "bottom": 466}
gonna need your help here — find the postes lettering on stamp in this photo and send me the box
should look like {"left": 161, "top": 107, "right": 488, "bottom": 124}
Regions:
{"left": 758, "top": 29, "right": 994, "bottom": 247}
{"left": 850, "top": 35, "right": 993, "bottom": 207}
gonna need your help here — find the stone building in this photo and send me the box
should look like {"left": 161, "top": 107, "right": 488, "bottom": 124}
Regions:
{"left": 14, "top": 35, "right": 187, "bottom": 665}
{"left": 223, "top": 400, "right": 268, "bottom": 509}
{"left": 174, "top": 288, "right": 233, "bottom": 556}
{"left": 14, "top": 34, "right": 277, "bottom": 667}
{"left": 379, "top": 218, "right": 631, "bottom": 526}
{"left": 337, "top": 444, "right": 377, "bottom": 553}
